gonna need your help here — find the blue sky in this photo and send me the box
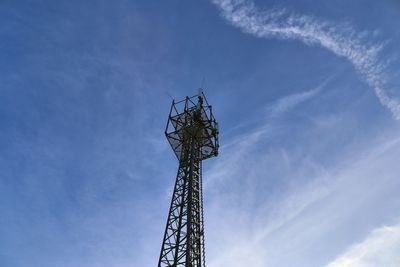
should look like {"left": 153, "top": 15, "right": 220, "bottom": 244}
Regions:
{"left": 1, "top": 0, "right": 400, "bottom": 266}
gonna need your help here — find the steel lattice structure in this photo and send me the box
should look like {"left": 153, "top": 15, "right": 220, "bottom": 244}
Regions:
{"left": 158, "top": 91, "right": 219, "bottom": 267}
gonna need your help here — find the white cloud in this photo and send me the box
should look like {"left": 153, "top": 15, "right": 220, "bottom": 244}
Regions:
{"left": 212, "top": 0, "right": 400, "bottom": 119}
{"left": 325, "top": 223, "right": 400, "bottom": 267}
{"left": 268, "top": 84, "right": 320, "bottom": 117}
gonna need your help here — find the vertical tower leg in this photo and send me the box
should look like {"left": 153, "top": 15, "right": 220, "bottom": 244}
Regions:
{"left": 199, "top": 161, "right": 206, "bottom": 267}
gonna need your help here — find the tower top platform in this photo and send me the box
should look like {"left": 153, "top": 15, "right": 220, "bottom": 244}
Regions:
{"left": 165, "top": 90, "right": 219, "bottom": 161}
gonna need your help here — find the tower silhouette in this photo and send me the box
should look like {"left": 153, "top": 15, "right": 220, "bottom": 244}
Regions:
{"left": 158, "top": 91, "right": 219, "bottom": 267}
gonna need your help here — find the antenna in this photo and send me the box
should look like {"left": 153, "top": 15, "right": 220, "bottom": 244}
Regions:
{"left": 200, "top": 77, "right": 206, "bottom": 89}
{"left": 165, "top": 91, "right": 174, "bottom": 101}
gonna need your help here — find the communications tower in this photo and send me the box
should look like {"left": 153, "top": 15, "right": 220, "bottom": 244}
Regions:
{"left": 158, "top": 90, "right": 219, "bottom": 267}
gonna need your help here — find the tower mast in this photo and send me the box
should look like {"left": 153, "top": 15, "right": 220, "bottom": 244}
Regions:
{"left": 158, "top": 91, "right": 219, "bottom": 267}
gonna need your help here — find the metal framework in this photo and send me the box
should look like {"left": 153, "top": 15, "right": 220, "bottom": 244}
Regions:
{"left": 158, "top": 90, "right": 219, "bottom": 267}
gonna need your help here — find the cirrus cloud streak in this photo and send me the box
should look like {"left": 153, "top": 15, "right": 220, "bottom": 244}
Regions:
{"left": 212, "top": 0, "right": 400, "bottom": 119}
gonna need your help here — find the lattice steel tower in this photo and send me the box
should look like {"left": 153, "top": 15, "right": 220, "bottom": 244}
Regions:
{"left": 158, "top": 90, "right": 219, "bottom": 267}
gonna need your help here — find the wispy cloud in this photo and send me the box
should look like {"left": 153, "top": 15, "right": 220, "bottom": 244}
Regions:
{"left": 205, "top": 120, "right": 400, "bottom": 267}
{"left": 326, "top": 223, "right": 400, "bottom": 267}
{"left": 267, "top": 83, "right": 322, "bottom": 117}
{"left": 212, "top": 0, "right": 400, "bottom": 119}
{"left": 206, "top": 77, "right": 329, "bottom": 190}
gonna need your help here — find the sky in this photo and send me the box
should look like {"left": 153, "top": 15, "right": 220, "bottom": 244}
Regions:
{"left": 1, "top": 0, "right": 400, "bottom": 266}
